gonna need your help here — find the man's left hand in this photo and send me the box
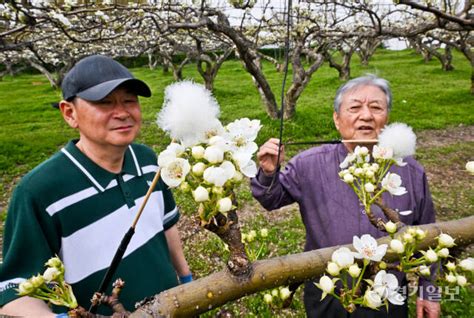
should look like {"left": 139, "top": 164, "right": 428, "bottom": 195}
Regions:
{"left": 416, "top": 298, "right": 441, "bottom": 318}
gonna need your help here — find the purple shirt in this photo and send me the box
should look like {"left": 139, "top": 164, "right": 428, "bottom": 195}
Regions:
{"left": 251, "top": 143, "right": 437, "bottom": 299}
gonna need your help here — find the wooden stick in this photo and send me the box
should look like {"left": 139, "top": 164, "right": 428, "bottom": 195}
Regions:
{"left": 132, "top": 167, "right": 161, "bottom": 229}
{"left": 285, "top": 139, "right": 378, "bottom": 146}
{"left": 341, "top": 139, "right": 378, "bottom": 143}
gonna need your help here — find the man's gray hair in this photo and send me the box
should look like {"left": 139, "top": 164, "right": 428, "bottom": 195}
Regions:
{"left": 333, "top": 74, "right": 392, "bottom": 113}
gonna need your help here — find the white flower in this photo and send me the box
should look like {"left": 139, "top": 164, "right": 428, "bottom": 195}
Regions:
{"left": 339, "top": 152, "right": 356, "bottom": 169}
{"left": 260, "top": 228, "right": 268, "bottom": 237}
{"left": 438, "top": 233, "right": 455, "bottom": 248}
{"left": 437, "top": 248, "right": 449, "bottom": 258}
{"left": 208, "top": 136, "right": 229, "bottom": 151}
{"left": 352, "top": 234, "right": 388, "bottom": 262}
{"left": 204, "top": 146, "right": 224, "bottom": 164}
{"left": 315, "top": 275, "right": 335, "bottom": 300}
{"left": 279, "top": 287, "right": 291, "bottom": 300}
{"left": 445, "top": 261, "right": 456, "bottom": 271}
{"left": 331, "top": 247, "right": 355, "bottom": 268}
{"left": 18, "top": 281, "right": 35, "bottom": 296}
{"left": 271, "top": 289, "right": 279, "bottom": 297}
{"left": 224, "top": 118, "right": 261, "bottom": 153}
{"left": 354, "top": 146, "right": 369, "bottom": 156}
{"left": 343, "top": 173, "right": 354, "bottom": 183}
{"left": 415, "top": 228, "right": 426, "bottom": 240}
{"left": 166, "top": 142, "right": 185, "bottom": 155}
{"left": 384, "top": 221, "right": 397, "bottom": 234}
{"left": 157, "top": 149, "right": 177, "bottom": 168}
{"left": 418, "top": 265, "right": 431, "bottom": 277}
{"left": 326, "top": 262, "right": 341, "bottom": 276}
{"left": 363, "top": 289, "right": 383, "bottom": 309}
{"left": 373, "top": 270, "right": 405, "bottom": 305}
{"left": 459, "top": 258, "right": 474, "bottom": 272}
{"left": 220, "top": 161, "right": 237, "bottom": 180}
{"left": 364, "top": 182, "right": 375, "bottom": 193}
{"left": 217, "top": 197, "right": 232, "bottom": 213}
{"left": 465, "top": 161, "right": 474, "bottom": 175}
{"left": 203, "top": 162, "right": 235, "bottom": 187}
{"left": 193, "top": 186, "right": 209, "bottom": 202}
{"left": 378, "top": 123, "right": 416, "bottom": 159}
{"left": 456, "top": 275, "right": 467, "bottom": 287}
{"left": 157, "top": 81, "right": 221, "bottom": 146}
{"left": 43, "top": 267, "right": 60, "bottom": 283}
{"left": 354, "top": 168, "right": 364, "bottom": 177}
{"left": 161, "top": 158, "right": 190, "bottom": 188}
{"left": 402, "top": 232, "right": 414, "bottom": 243}
{"left": 191, "top": 146, "right": 205, "bottom": 159}
{"left": 192, "top": 162, "right": 207, "bottom": 176}
{"left": 348, "top": 264, "right": 361, "bottom": 278}
{"left": 263, "top": 293, "right": 273, "bottom": 304}
{"left": 381, "top": 173, "right": 407, "bottom": 196}
{"left": 390, "top": 239, "right": 405, "bottom": 254}
{"left": 423, "top": 249, "right": 438, "bottom": 263}
{"left": 372, "top": 145, "right": 393, "bottom": 160}
{"left": 232, "top": 151, "right": 258, "bottom": 177}
{"left": 445, "top": 273, "right": 457, "bottom": 284}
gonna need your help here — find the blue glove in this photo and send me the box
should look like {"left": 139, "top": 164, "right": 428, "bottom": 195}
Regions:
{"left": 179, "top": 273, "right": 193, "bottom": 284}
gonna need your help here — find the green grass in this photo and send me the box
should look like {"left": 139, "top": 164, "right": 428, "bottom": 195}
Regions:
{"left": 0, "top": 48, "right": 473, "bottom": 315}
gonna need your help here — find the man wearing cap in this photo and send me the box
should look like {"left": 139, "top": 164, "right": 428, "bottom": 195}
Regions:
{"left": 0, "top": 55, "right": 192, "bottom": 315}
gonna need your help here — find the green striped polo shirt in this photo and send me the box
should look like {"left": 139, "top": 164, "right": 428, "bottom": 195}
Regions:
{"left": 0, "top": 141, "right": 180, "bottom": 314}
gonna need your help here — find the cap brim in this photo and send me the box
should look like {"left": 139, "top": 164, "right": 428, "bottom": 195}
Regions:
{"left": 76, "top": 78, "right": 151, "bottom": 101}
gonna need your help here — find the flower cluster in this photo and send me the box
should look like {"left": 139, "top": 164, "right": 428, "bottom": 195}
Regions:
{"left": 262, "top": 286, "right": 291, "bottom": 306}
{"left": 242, "top": 228, "right": 269, "bottom": 262}
{"left": 316, "top": 234, "right": 404, "bottom": 312}
{"left": 17, "top": 256, "right": 77, "bottom": 309}
{"left": 157, "top": 82, "right": 261, "bottom": 223}
{"left": 443, "top": 257, "right": 474, "bottom": 287}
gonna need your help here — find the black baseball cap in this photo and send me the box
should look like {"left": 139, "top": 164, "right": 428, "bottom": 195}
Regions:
{"left": 61, "top": 55, "right": 151, "bottom": 102}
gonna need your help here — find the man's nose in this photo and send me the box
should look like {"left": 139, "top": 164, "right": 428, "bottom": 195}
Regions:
{"left": 359, "top": 105, "right": 374, "bottom": 120}
{"left": 113, "top": 101, "right": 130, "bottom": 118}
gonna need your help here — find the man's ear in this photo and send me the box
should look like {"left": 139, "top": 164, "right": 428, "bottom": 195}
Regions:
{"left": 333, "top": 111, "right": 340, "bottom": 131}
{"left": 59, "top": 100, "right": 78, "bottom": 129}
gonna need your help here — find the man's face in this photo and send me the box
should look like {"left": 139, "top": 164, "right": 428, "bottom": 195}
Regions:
{"left": 63, "top": 87, "right": 142, "bottom": 150}
{"left": 333, "top": 85, "right": 389, "bottom": 145}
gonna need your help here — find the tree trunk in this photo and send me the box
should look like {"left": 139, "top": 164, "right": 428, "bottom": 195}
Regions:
{"left": 28, "top": 59, "right": 59, "bottom": 88}
{"left": 130, "top": 216, "right": 474, "bottom": 317}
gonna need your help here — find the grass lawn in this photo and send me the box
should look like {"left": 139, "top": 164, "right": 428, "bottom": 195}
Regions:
{"left": 0, "top": 48, "right": 472, "bottom": 316}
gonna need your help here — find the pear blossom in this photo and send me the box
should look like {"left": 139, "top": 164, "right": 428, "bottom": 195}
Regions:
{"left": 390, "top": 239, "right": 405, "bottom": 254}
{"left": 166, "top": 142, "right": 185, "bottom": 155}
{"left": 339, "top": 152, "right": 356, "bottom": 169}
{"left": 43, "top": 267, "right": 60, "bottom": 283}
{"left": 445, "top": 262, "right": 456, "bottom": 271}
{"left": 459, "top": 258, "right": 474, "bottom": 272}
{"left": 364, "top": 182, "right": 375, "bottom": 193}
{"left": 384, "top": 221, "right": 397, "bottom": 234}
{"left": 378, "top": 123, "right": 416, "bottom": 159}
{"left": 18, "top": 281, "right": 35, "bottom": 296}
{"left": 402, "top": 232, "right": 414, "bottom": 243}
{"left": 157, "top": 150, "right": 177, "bottom": 168}
{"left": 45, "top": 257, "right": 62, "bottom": 268}
{"left": 203, "top": 165, "right": 233, "bottom": 187}
{"left": 279, "top": 287, "right": 291, "bottom": 300}
{"left": 263, "top": 293, "right": 273, "bottom": 304}
{"left": 437, "top": 248, "right": 449, "bottom": 258}
{"left": 438, "top": 233, "right": 455, "bottom": 248}
{"left": 260, "top": 228, "right": 268, "bottom": 237}
{"left": 326, "top": 262, "right": 341, "bottom": 276}
{"left": 348, "top": 264, "right": 361, "bottom": 278}
{"left": 465, "top": 161, "right": 474, "bottom": 175}
{"left": 224, "top": 118, "right": 261, "bottom": 153}
{"left": 363, "top": 289, "right": 383, "bottom": 309}
{"left": 193, "top": 186, "right": 209, "bottom": 202}
{"left": 192, "top": 146, "right": 205, "bottom": 159}
{"left": 352, "top": 234, "right": 387, "bottom": 262}
{"left": 220, "top": 161, "right": 237, "bottom": 180}
{"left": 271, "top": 289, "right": 279, "bottom": 297}
{"left": 343, "top": 173, "right": 354, "bottom": 184}
{"left": 373, "top": 270, "right": 405, "bottom": 305}
{"left": 192, "top": 162, "right": 207, "bottom": 176}
{"left": 315, "top": 275, "right": 335, "bottom": 300}
{"left": 381, "top": 173, "right": 407, "bottom": 196}
{"left": 415, "top": 228, "right": 426, "bottom": 240}
{"left": 204, "top": 146, "right": 224, "bottom": 164}
{"left": 31, "top": 275, "right": 45, "bottom": 288}
{"left": 423, "top": 249, "right": 438, "bottom": 263}
{"left": 232, "top": 151, "right": 258, "bottom": 177}
{"left": 217, "top": 197, "right": 232, "bottom": 213}
{"left": 331, "top": 247, "right": 355, "bottom": 268}
{"left": 418, "top": 265, "right": 431, "bottom": 277}
{"left": 161, "top": 158, "right": 190, "bottom": 188}
{"left": 456, "top": 275, "right": 467, "bottom": 287}
{"left": 445, "top": 273, "right": 457, "bottom": 284}
{"left": 372, "top": 145, "right": 393, "bottom": 160}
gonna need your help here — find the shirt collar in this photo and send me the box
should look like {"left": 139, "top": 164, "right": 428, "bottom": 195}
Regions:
{"left": 62, "top": 140, "right": 142, "bottom": 192}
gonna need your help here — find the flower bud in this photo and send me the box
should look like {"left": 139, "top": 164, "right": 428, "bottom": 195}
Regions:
{"left": 217, "top": 197, "right": 232, "bottom": 213}
{"left": 263, "top": 293, "right": 273, "bottom": 304}
{"left": 466, "top": 161, "right": 474, "bottom": 175}
{"left": 459, "top": 258, "right": 474, "bottom": 272}
{"left": 415, "top": 228, "right": 427, "bottom": 240}
{"left": 445, "top": 273, "right": 457, "bottom": 284}
{"left": 348, "top": 264, "right": 361, "bottom": 278}
{"left": 271, "top": 289, "right": 279, "bottom": 297}
{"left": 437, "top": 248, "right": 449, "bottom": 258}
{"left": 193, "top": 186, "right": 209, "bottom": 202}
{"left": 364, "top": 182, "right": 375, "bottom": 193}
{"left": 317, "top": 275, "right": 335, "bottom": 294}
{"left": 45, "top": 257, "right": 62, "bottom": 268}
{"left": 438, "top": 233, "right": 455, "bottom": 248}
{"left": 384, "top": 221, "right": 397, "bottom": 234}
{"left": 326, "top": 262, "right": 340, "bottom": 276}
{"left": 402, "top": 233, "right": 414, "bottom": 244}
{"left": 280, "top": 287, "right": 291, "bottom": 300}
{"left": 43, "top": 267, "right": 60, "bottom": 283}
{"left": 456, "top": 275, "right": 467, "bottom": 287}
{"left": 192, "top": 162, "right": 206, "bottom": 176}
{"left": 424, "top": 249, "right": 438, "bottom": 263}
{"left": 212, "top": 186, "right": 224, "bottom": 195}
{"left": 31, "top": 275, "right": 44, "bottom": 288}
{"left": 343, "top": 173, "right": 354, "bottom": 183}
{"left": 247, "top": 230, "right": 256, "bottom": 242}
{"left": 192, "top": 146, "right": 205, "bottom": 159}
{"left": 379, "top": 261, "right": 387, "bottom": 270}
{"left": 179, "top": 181, "right": 190, "bottom": 192}
{"left": 260, "top": 228, "right": 268, "bottom": 238}
{"left": 445, "top": 262, "right": 456, "bottom": 272}
{"left": 204, "top": 146, "right": 224, "bottom": 164}
{"left": 390, "top": 239, "right": 405, "bottom": 254}
{"left": 18, "top": 281, "right": 35, "bottom": 296}
{"left": 419, "top": 265, "right": 430, "bottom": 277}
{"left": 354, "top": 168, "right": 364, "bottom": 177}
{"left": 363, "top": 290, "right": 382, "bottom": 309}
{"left": 365, "top": 170, "right": 374, "bottom": 179}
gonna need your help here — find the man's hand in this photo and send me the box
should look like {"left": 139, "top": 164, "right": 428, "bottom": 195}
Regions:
{"left": 257, "top": 138, "right": 285, "bottom": 176}
{"left": 416, "top": 298, "right": 441, "bottom": 318}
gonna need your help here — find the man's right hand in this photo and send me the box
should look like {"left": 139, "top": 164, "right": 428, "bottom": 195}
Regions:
{"left": 257, "top": 138, "right": 285, "bottom": 176}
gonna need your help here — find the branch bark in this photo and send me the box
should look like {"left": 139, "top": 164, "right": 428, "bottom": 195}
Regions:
{"left": 130, "top": 215, "right": 474, "bottom": 317}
